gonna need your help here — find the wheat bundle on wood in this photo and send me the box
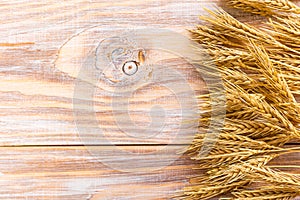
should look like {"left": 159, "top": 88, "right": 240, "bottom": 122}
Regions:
{"left": 181, "top": 0, "right": 300, "bottom": 199}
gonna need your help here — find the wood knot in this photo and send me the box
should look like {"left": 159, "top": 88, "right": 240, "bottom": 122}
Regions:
{"left": 122, "top": 50, "right": 145, "bottom": 76}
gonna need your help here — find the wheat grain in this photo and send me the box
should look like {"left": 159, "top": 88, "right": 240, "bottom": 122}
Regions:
{"left": 226, "top": 0, "right": 300, "bottom": 15}
{"left": 183, "top": 1, "right": 300, "bottom": 199}
{"left": 232, "top": 186, "right": 300, "bottom": 199}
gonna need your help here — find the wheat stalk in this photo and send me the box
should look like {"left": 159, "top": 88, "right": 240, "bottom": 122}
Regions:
{"left": 232, "top": 186, "right": 300, "bottom": 199}
{"left": 182, "top": 1, "right": 300, "bottom": 199}
{"left": 226, "top": 0, "right": 300, "bottom": 15}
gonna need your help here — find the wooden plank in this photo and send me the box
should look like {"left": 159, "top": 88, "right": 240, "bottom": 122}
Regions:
{"left": 1, "top": 0, "right": 299, "bottom": 146}
{"left": 0, "top": 146, "right": 197, "bottom": 199}
{"left": 0, "top": 145, "right": 298, "bottom": 199}
{"left": 0, "top": 0, "right": 217, "bottom": 146}
{"left": 1, "top": 0, "right": 300, "bottom": 199}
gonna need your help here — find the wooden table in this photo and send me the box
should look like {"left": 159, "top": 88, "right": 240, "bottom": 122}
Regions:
{"left": 0, "top": 1, "right": 299, "bottom": 199}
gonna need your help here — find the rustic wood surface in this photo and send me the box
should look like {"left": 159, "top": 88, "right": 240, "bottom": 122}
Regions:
{"left": 0, "top": 0, "right": 300, "bottom": 199}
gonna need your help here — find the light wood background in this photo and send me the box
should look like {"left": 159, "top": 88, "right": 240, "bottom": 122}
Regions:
{"left": 0, "top": 0, "right": 300, "bottom": 199}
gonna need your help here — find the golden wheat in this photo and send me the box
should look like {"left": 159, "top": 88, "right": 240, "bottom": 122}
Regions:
{"left": 182, "top": 0, "right": 300, "bottom": 199}
{"left": 226, "top": 0, "right": 300, "bottom": 15}
{"left": 232, "top": 186, "right": 300, "bottom": 199}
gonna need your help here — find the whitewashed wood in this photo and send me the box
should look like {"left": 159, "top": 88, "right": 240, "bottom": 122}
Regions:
{"left": 0, "top": 146, "right": 297, "bottom": 199}
{"left": 0, "top": 0, "right": 300, "bottom": 199}
{"left": 0, "top": 146, "right": 198, "bottom": 200}
{"left": 0, "top": 0, "right": 217, "bottom": 146}
{"left": 0, "top": 1, "right": 214, "bottom": 199}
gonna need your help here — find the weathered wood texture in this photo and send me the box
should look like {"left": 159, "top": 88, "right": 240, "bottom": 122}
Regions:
{"left": 0, "top": 0, "right": 300, "bottom": 199}
{"left": 0, "top": 146, "right": 298, "bottom": 200}
{"left": 0, "top": 0, "right": 213, "bottom": 146}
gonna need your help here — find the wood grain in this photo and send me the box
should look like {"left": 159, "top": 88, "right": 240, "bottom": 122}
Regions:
{"left": 0, "top": 0, "right": 214, "bottom": 146}
{"left": 0, "top": 0, "right": 300, "bottom": 199}
{"left": 0, "top": 146, "right": 297, "bottom": 199}
{"left": 0, "top": 146, "right": 198, "bottom": 199}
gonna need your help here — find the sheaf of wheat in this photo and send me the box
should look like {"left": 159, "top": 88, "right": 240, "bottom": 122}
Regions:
{"left": 181, "top": 0, "right": 300, "bottom": 199}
